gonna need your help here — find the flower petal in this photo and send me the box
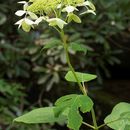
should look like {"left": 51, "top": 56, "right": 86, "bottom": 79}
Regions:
{"left": 25, "top": 18, "right": 34, "bottom": 25}
{"left": 15, "top": 10, "right": 26, "bottom": 16}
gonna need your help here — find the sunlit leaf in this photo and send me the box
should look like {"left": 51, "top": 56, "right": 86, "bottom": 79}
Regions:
{"left": 65, "top": 71, "right": 97, "bottom": 83}
{"left": 104, "top": 102, "right": 130, "bottom": 130}
{"left": 14, "top": 107, "right": 66, "bottom": 124}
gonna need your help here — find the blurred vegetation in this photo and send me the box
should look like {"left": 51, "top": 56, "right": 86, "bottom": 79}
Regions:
{"left": 0, "top": 0, "right": 130, "bottom": 129}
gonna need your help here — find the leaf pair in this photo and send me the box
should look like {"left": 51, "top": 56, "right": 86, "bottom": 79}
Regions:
{"left": 14, "top": 94, "right": 93, "bottom": 130}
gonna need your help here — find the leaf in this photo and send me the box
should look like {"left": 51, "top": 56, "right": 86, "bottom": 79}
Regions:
{"left": 80, "top": 10, "right": 96, "bottom": 15}
{"left": 21, "top": 21, "right": 31, "bottom": 32}
{"left": 54, "top": 94, "right": 93, "bottom": 130}
{"left": 68, "top": 101, "right": 82, "bottom": 130}
{"left": 104, "top": 102, "right": 130, "bottom": 130}
{"left": 68, "top": 13, "right": 81, "bottom": 23}
{"left": 28, "top": 11, "right": 38, "bottom": 20}
{"left": 55, "top": 94, "right": 77, "bottom": 106}
{"left": 54, "top": 94, "right": 77, "bottom": 117}
{"left": 14, "top": 107, "right": 66, "bottom": 124}
{"left": 42, "top": 39, "right": 61, "bottom": 50}
{"left": 65, "top": 71, "right": 97, "bottom": 83}
{"left": 69, "top": 42, "right": 87, "bottom": 54}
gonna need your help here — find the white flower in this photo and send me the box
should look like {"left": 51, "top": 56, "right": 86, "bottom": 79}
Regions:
{"left": 24, "top": 18, "right": 35, "bottom": 25}
{"left": 78, "top": 1, "right": 96, "bottom": 11}
{"left": 47, "top": 18, "right": 67, "bottom": 29}
{"left": 15, "top": 10, "right": 26, "bottom": 16}
{"left": 17, "top": 1, "right": 27, "bottom": 4}
{"left": 17, "top": 1, "right": 28, "bottom": 10}
{"left": 57, "top": 4, "right": 62, "bottom": 9}
{"left": 62, "top": 6, "right": 78, "bottom": 13}
{"left": 15, "top": 19, "right": 24, "bottom": 28}
{"left": 34, "top": 17, "right": 45, "bottom": 25}
{"left": 15, "top": 18, "right": 35, "bottom": 29}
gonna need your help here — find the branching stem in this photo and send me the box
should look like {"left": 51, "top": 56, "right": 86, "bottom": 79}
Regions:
{"left": 82, "top": 121, "right": 95, "bottom": 129}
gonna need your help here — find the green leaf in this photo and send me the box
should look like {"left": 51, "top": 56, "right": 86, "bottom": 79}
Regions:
{"left": 68, "top": 95, "right": 93, "bottom": 130}
{"left": 68, "top": 101, "right": 82, "bottom": 130}
{"left": 42, "top": 39, "right": 61, "bottom": 50}
{"left": 28, "top": 12, "right": 38, "bottom": 20}
{"left": 104, "top": 102, "right": 130, "bottom": 130}
{"left": 22, "top": 21, "right": 31, "bottom": 32}
{"left": 65, "top": 71, "right": 97, "bottom": 83}
{"left": 68, "top": 13, "right": 81, "bottom": 23}
{"left": 69, "top": 42, "right": 87, "bottom": 54}
{"left": 14, "top": 107, "right": 66, "bottom": 124}
{"left": 54, "top": 94, "right": 93, "bottom": 130}
{"left": 55, "top": 94, "right": 77, "bottom": 106}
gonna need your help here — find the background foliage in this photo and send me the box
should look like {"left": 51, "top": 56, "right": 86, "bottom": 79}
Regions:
{"left": 0, "top": 0, "right": 130, "bottom": 129}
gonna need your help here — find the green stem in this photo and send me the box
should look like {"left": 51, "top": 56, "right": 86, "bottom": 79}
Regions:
{"left": 60, "top": 29, "right": 87, "bottom": 95}
{"left": 82, "top": 122, "right": 95, "bottom": 129}
{"left": 59, "top": 29, "right": 98, "bottom": 130}
{"left": 91, "top": 108, "right": 98, "bottom": 130}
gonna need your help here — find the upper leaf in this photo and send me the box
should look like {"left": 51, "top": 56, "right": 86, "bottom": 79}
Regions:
{"left": 65, "top": 71, "right": 97, "bottom": 83}
{"left": 104, "top": 102, "right": 130, "bottom": 130}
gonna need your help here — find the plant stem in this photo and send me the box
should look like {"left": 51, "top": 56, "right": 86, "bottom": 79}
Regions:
{"left": 59, "top": 29, "right": 98, "bottom": 130}
{"left": 91, "top": 108, "right": 98, "bottom": 130}
{"left": 82, "top": 122, "right": 95, "bottom": 129}
{"left": 60, "top": 29, "right": 87, "bottom": 95}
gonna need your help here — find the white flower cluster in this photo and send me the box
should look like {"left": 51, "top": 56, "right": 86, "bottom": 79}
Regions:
{"left": 15, "top": 0, "right": 96, "bottom": 32}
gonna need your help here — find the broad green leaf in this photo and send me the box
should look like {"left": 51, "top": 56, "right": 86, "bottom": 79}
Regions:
{"left": 104, "top": 102, "right": 130, "bottom": 130}
{"left": 54, "top": 94, "right": 93, "bottom": 130}
{"left": 14, "top": 107, "right": 66, "bottom": 124}
{"left": 68, "top": 101, "right": 82, "bottom": 130}
{"left": 79, "top": 95, "right": 93, "bottom": 113}
{"left": 55, "top": 94, "right": 77, "bottom": 106}
{"left": 69, "top": 42, "right": 87, "bottom": 54}
{"left": 54, "top": 94, "right": 77, "bottom": 117}
{"left": 68, "top": 95, "right": 93, "bottom": 130}
{"left": 65, "top": 71, "right": 97, "bottom": 83}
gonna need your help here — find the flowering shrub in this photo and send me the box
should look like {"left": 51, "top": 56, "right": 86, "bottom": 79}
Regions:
{"left": 14, "top": 1, "right": 130, "bottom": 130}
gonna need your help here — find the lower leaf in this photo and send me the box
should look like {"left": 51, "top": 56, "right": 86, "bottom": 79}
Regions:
{"left": 14, "top": 107, "right": 66, "bottom": 124}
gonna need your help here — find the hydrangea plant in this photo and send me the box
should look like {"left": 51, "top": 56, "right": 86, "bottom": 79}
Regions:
{"left": 14, "top": 0, "right": 130, "bottom": 130}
